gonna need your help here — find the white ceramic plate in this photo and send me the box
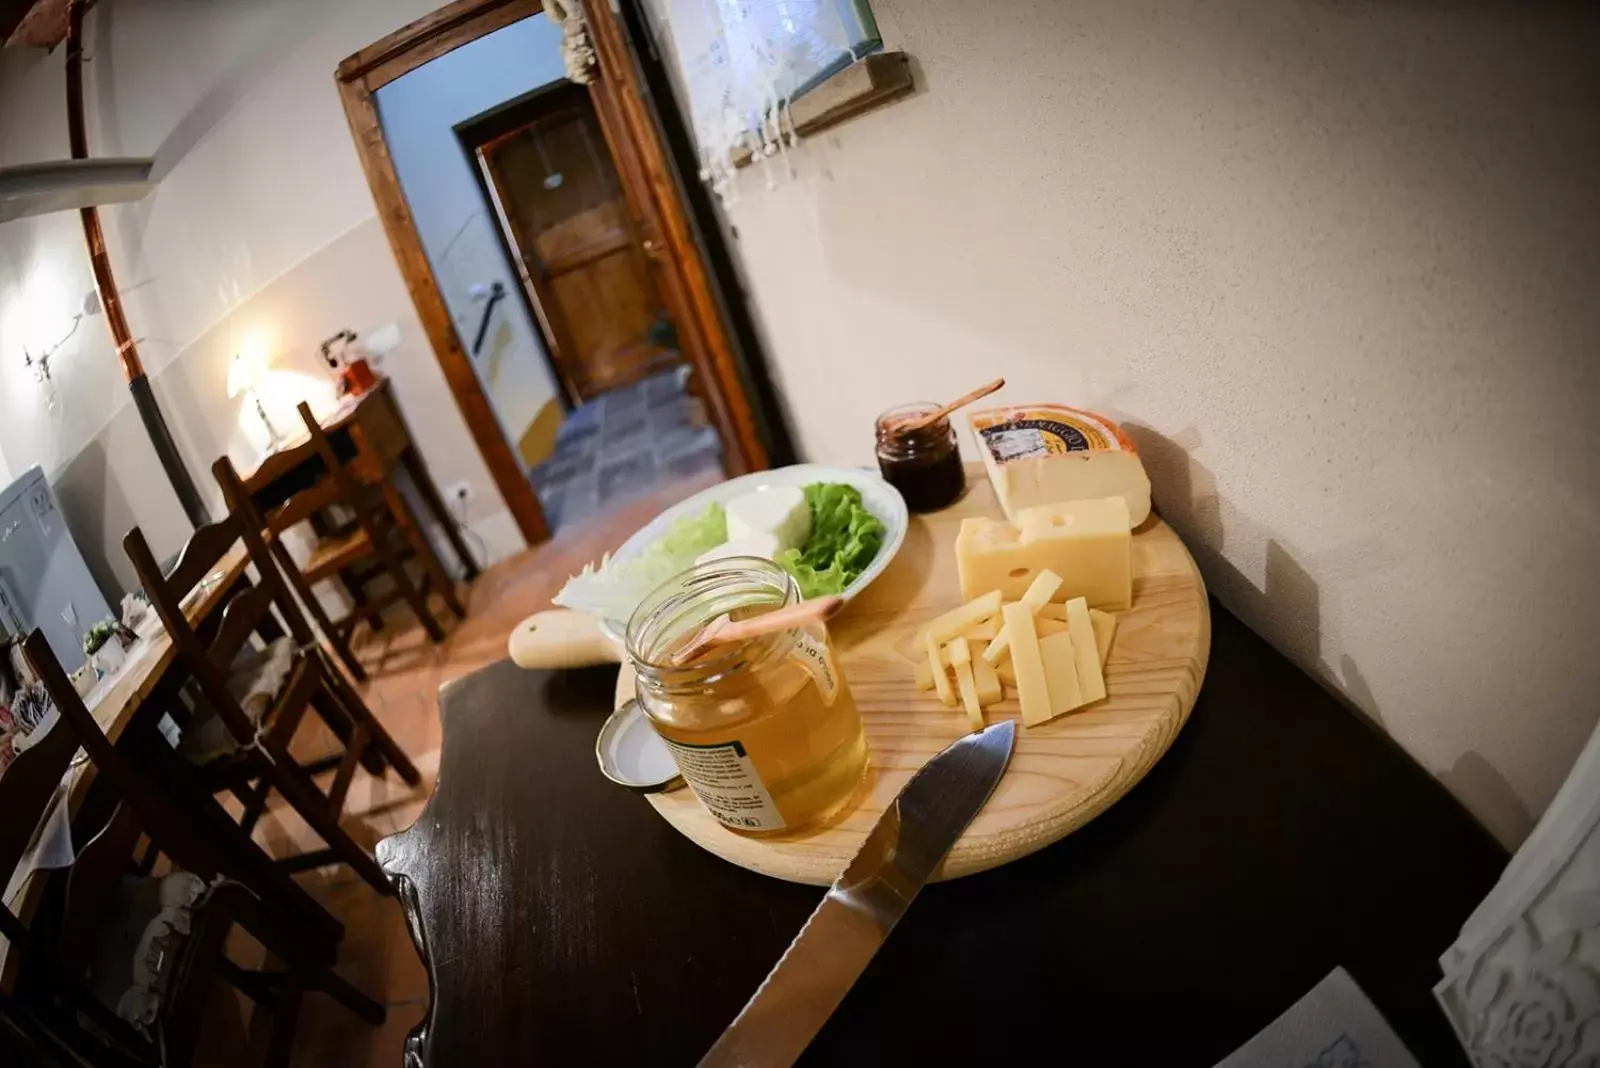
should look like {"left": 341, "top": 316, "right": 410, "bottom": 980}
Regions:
{"left": 598, "top": 465, "right": 908, "bottom": 646}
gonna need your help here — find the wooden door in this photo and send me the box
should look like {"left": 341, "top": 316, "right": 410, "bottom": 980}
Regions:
{"left": 478, "top": 85, "right": 677, "bottom": 402}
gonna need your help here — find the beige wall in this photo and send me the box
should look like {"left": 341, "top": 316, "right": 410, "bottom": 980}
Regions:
{"left": 0, "top": 0, "right": 526, "bottom": 594}
{"left": 722, "top": 0, "right": 1600, "bottom": 846}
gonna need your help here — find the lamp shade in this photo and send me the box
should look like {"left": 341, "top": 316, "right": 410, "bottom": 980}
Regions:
{"left": 227, "top": 350, "right": 265, "bottom": 398}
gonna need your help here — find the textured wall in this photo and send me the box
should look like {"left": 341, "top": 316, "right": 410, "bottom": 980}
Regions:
{"left": 720, "top": 0, "right": 1600, "bottom": 845}
{"left": 0, "top": 0, "right": 520, "bottom": 586}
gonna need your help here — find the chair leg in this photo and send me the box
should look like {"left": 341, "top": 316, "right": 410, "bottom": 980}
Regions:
{"left": 264, "top": 747, "right": 392, "bottom": 895}
{"left": 309, "top": 579, "right": 369, "bottom": 683}
{"left": 395, "top": 495, "right": 466, "bottom": 623}
{"left": 315, "top": 966, "right": 386, "bottom": 1026}
{"left": 263, "top": 978, "right": 303, "bottom": 1068}
{"left": 325, "top": 666, "right": 421, "bottom": 787}
{"left": 374, "top": 484, "right": 448, "bottom": 644}
{"left": 307, "top": 684, "right": 385, "bottom": 779}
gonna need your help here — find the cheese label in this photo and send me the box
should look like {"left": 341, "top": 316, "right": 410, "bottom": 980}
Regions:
{"left": 970, "top": 405, "right": 1138, "bottom": 463}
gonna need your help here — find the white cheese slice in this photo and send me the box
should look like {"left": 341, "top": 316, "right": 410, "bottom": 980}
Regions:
{"left": 969, "top": 404, "right": 1151, "bottom": 525}
{"left": 696, "top": 532, "right": 782, "bottom": 566}
{"left": 1038, "top": 630, "right": 1085, "bottom": 721}
{"left": 1089, "top": 609, "right": 1117, "bottom": 668}
{"left": 725, "top": 486, "right": 812, "bottom": 552}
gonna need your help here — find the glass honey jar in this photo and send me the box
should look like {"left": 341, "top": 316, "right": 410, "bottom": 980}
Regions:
{"left": 627, "top": 558, "right": 868, "bottom": 834}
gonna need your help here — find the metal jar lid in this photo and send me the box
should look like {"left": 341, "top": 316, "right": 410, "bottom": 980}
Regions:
{"left": 595, "top": 699, "right": 684, "bottom": 793}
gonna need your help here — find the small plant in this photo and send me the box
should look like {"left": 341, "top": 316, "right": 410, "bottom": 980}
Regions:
{"left": 83, "top": 620, "right": 119, "bottom": 657}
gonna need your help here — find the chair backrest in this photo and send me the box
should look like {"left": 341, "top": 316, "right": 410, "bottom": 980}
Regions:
{"left": 0, "top": 645, "right": 81, "bottom": 947}
{"left": 123, "top": 506, "right": 312, "bottom": 746}
{"left": 1, "top": 633, "right": 209, "bottom": 1066}
{"left": 213, "top": 456, "right": 343, "bottom": 617}
{"left": 298, "top": 401, "right": 376, "bottom": 515}
{"left": 20, "top": 634, "right": 342, "bottom": 953}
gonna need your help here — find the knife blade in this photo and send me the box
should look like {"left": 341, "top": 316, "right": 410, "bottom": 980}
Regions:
{"left": 698, "top": 718, "right": 1017, "bottom": 1068}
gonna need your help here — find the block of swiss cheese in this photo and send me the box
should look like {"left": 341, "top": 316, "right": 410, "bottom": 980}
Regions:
{"left": 968, "top": 404, "right": 1151, "bottom": 525}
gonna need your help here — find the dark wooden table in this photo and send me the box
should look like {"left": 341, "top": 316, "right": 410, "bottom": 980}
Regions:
{"left": 378, "top": 603, "right": 1506, "bottom": 1067}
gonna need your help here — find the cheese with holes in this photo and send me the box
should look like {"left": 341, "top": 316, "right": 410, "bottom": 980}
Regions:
{"left": 956, "top": 497, "right": 1132, "bottom": 609}
{"left": 970, "top": 404, "right": 1151, "bottom": 525}
{"left": 1064, "top": 597, "right": 1105, "bottom": 706}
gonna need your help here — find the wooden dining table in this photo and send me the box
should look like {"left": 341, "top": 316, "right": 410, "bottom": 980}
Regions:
{"left": 378, "top": 488, "right": 1511, "bottom": 1067}
{"left": 238, "top": 376, "right": 480, "bottom": 582}
{"left": 0, "top": 545, "right": 252, "bottom": 978}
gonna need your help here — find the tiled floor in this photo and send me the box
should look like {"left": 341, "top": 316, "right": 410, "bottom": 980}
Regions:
{"left": 192, "top": 470, "right": 723, "bottom": 1066}
{"left": 530, "top": 366, "right": 725, "bottom": 532}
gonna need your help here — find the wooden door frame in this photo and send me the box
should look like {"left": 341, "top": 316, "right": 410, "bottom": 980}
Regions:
{"left": 335, "top": 0, "right": 772, "bottom": 549}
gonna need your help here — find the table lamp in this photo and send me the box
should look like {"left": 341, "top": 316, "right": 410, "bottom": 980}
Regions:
{"left": 228, "top": 349, "right": 282, "bottom": 448}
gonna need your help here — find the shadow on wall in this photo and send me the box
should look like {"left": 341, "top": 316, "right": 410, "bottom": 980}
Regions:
{"left": 1125, "top": 422, "right": 1536, "bottom": 845}
{"left": 53, "top": 438, "right": 137, "bottom": 604}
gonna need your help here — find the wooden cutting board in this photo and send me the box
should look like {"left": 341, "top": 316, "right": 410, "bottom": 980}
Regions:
{"left": 615, "top": 468, "right": 1210, "bottom": 886}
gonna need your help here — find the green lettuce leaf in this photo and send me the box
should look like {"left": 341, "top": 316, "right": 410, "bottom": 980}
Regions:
{"left": 776, "top": 483, "right": 885, "bottom": 599}
{"left": 553, "top": 502, "right": 728, "bottom": 624}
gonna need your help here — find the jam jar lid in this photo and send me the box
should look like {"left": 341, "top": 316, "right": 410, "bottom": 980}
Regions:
{"left": 595, "top": 699, "right": 684, "bottom": 793}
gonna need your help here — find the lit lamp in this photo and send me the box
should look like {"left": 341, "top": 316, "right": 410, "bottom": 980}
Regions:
{"left": 227, "top": 349, "right": 281, "bottom": 449}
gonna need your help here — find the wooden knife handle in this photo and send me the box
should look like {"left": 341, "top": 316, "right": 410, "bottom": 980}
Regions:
{"left": 507, "top": 609, "right": 623, "bottom": 670}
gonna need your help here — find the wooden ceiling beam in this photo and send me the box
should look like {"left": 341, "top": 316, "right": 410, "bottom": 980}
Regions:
{"left": 4, "top": 0, "right": 72, "bottom": 49}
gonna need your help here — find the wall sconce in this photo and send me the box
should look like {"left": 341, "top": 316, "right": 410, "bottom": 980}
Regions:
{"left": 22, "top": 345, "right": 60, "bottom": 414}
{"left": 228, "top": 349, "right": 282, "bottom": 449}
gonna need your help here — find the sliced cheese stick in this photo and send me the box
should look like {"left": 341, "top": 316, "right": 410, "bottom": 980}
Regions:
{"left": 920, "top": 590, "right": 1004, "bottom": 649}
{"left": 972, "top": 654, "right": 1003, "bottom": 706}
{"left": 1089, "top": 609, "right": 1117, "bottom": 668}
{"left": 983, "top": 570, "right": 1063, "bottom": 665}
{"left": 924, "top": 631, "right": 956, "bottom": 708}
{"left": 1064, "top": 597, "right": 1105, "bottom": 706}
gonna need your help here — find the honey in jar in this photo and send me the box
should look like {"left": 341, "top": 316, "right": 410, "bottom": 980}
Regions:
{"left": 628, "top": 558, "right": 867, "bottom": 834}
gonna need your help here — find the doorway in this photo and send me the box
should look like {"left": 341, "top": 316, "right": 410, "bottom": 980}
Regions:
{"left": 467, "top": 83, "right": 678, "bottom": 404}
{"left": 337, "top": 0, "right": 784, "bottom": 545}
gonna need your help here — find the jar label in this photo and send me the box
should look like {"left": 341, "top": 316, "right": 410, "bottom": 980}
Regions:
{"left": 792, "top": 629, "right": 840, "bottom": 707}
{"left": 663, "top": 738, "right": 785, "bottom": 831}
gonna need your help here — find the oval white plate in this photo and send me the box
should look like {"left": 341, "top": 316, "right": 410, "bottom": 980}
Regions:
{"left": 598, "top": 465, "right": 909, "bottom": 647}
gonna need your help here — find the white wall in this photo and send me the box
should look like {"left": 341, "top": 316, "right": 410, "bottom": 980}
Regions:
{"left": 720, "top": 0, "right": 1600, "bottom": 846}
{"left": 0, "top": 0, "right": 524, "bottom": 589}
{"left": 375, "top": 14, "right": 566, "bottom": 450}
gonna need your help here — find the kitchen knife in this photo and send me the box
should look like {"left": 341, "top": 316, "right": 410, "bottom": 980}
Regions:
{"left": 698, "top": 718, "right": 1017, "bottom": 1068}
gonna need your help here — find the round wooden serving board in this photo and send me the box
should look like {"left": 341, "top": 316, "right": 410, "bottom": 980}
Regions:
{"left": 615, "top": 467, "right": 1210, "bottom": 886}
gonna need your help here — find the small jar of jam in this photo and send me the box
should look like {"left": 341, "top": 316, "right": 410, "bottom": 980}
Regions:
{"left": 874, "top": 403, "right": 966, "bottom": 512}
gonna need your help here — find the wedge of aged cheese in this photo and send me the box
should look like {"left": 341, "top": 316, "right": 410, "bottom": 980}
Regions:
{"left": 957, "top": 497, "right": 1133, "bottom": 610}
{"left": 921, "top": 590, "right": 1004, "bottom": 647}
{"left": 1037, "top": 630, "right": 1085, "bottom": 721}
{"left": 1002, "top": 602, "right": 1052, "bottom": 726}
{"left": 1064, "top": 598, "right": 1105, "bottom": 706}
{"left": 1089, "top": 609, "right": 1117, "bottom": 668}
{"left": 924, "top": 631, "right": 956, "bottom": 708}
{"left": 970, "top": 404, "right": 1151, "bottom": 525}
{"left": 972, "top": 655, "right": 1003, "bottom": 706}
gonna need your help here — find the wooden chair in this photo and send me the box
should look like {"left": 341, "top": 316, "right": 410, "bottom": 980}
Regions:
{"left": 123, "top": 505, "right": 420, "bottom": 897}
{"left": 0, "top": 632, "right": 384, "bottom": 1066}
{"left": 214, "top": 403, "right": 464, "bottom": 683}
